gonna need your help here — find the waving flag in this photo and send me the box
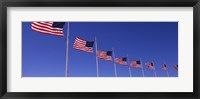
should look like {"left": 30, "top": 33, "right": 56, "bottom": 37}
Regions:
{"left": 97, "top": 50, "right": 112, "bottom": 61}
{"left": 31, "top": 22, "right": 65, "bottom": 36}
{"left": 172, "top": 65, "right": 178, "bottom": 70}
{"left": 73, "top": 37, "right": 94, "bottom": 53}
{"left": 162, "top": 64, "right": 167, "bottom": 71}
{"left": 130, "top": 60, "right": 141, "bottom": 68}
{"left": 115, "top": 57, "right": 128, "bottom": 66}
{"left": 145, "top": 62, "right": 155, "bottom": 70}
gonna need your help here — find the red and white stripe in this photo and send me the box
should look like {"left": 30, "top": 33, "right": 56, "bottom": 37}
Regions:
{"left": 115, "top": 58, "right": 127, "bottom": 66}
{"left": 145, "top": 62, "right": 155, "bottom": 70}
{"left": 130, "top": 61, "right": 141, "bottom": 68}
{"left": 162, "top": 64, "right": 167, "bottom": 71}
{"left": 73, "top": 37, "right": 93, "bottom": 53}
{"left": 31, "top": 22, "right": 64, "bottom": 36}
{"left": 97, "top": 50, "right": 112, "bottom": 61}
{"left": 172, "top": 65, "right": 178, "bottom": 70}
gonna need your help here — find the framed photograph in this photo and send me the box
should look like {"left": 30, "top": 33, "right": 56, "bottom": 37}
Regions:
{"left": 0, "top": 0, "right": 199, "bottom": 99}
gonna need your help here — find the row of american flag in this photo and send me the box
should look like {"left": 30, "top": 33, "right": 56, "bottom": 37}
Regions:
{"left": 73, "top": 37, "right": 178, "bottom": 70}
{"left": 31, "top": 22, "right": 178, "bottom": 77}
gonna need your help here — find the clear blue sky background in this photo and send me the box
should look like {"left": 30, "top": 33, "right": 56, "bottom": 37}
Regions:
{"left": 22, "top": 22, "right": 178, "bottom": 77}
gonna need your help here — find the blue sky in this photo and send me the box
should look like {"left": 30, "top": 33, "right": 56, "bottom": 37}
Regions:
{"left": 22, "top": 22, "right": 178, "bottom": 77}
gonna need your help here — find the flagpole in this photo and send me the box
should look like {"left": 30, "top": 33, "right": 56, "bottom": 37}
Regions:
{"left": 164, "top": 61, "right": 169, "bottom": 77}
{"left": 166, "top": 69, "right": 169, "bottom": 77}
{"left": 127, "top": 54, "right": 132, "bottom": 77}
{"left": 152, "top": 61, "right": 157, "bottom": 77}
{"left": 112, "top": 48, "right": 117, "bottom": 77}
{"left": 95, "top": 37, "right": 99, "bottom": 77}
{"left": 65, "top": 22, "right": 70, "bottom": 77}
{"left": 140, "top": 58, "right": 145, "bottom": 77}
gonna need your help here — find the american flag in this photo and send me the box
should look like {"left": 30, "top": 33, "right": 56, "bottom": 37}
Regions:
{"left": 73, "top": 37, "right": 94, "bottom": 53}
{"left": 115, "top": 57, "right": 128, "bottom": 66}
{"left": 162, "top": 64, "right": 167, "bottom": 71}
{"left": 130, "top": 60, "right": 141, "bottom": 68}
{"left": 31, "top": 22, "right": 65, "bottom": 36}
{"left": 145, "top": 62, "right": 155, "bottom": 70}
{"left": 97, "top": 50, "right": 112, "bottom": 61}
{"left": 172, "top": 65, "right": 178, "bottom": 70}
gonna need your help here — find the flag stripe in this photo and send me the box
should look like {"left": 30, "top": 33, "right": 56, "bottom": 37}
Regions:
{"left": 31, "top": 23, "right": 63, "bottom": 32}
{"left": 31, "top": 22, "right": 64, "bottom": 36}
{"left": 32, "top": 25, "right": 63, "bottom": 34}
{"left": 97, "top": 50, "right": 112, "bottom": 61}
{"left": 162, "top": 64, "right": 167, "bottom": 71}
{"left": 73, "top": 47, "right": 93, "bottom": 53}
{"left": 115, "top": 58, "right": 127, "bottom": 65}
{"left": 73, "top": 37, "right": 93, "bottom": 53}
{"left": 31, "top": 27, "right": 64, "bottom": 36}
{"left": 130, "top": 61, "right": 141, "bottom": 68}
{"left": 145, "top": 62, "right": 155, "bottom": 70}
{"left": 32, "top": 22, "right": 63, "bottom": 31}
{"left": 172, "top": 65, "right": 178, "bottom": 70}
